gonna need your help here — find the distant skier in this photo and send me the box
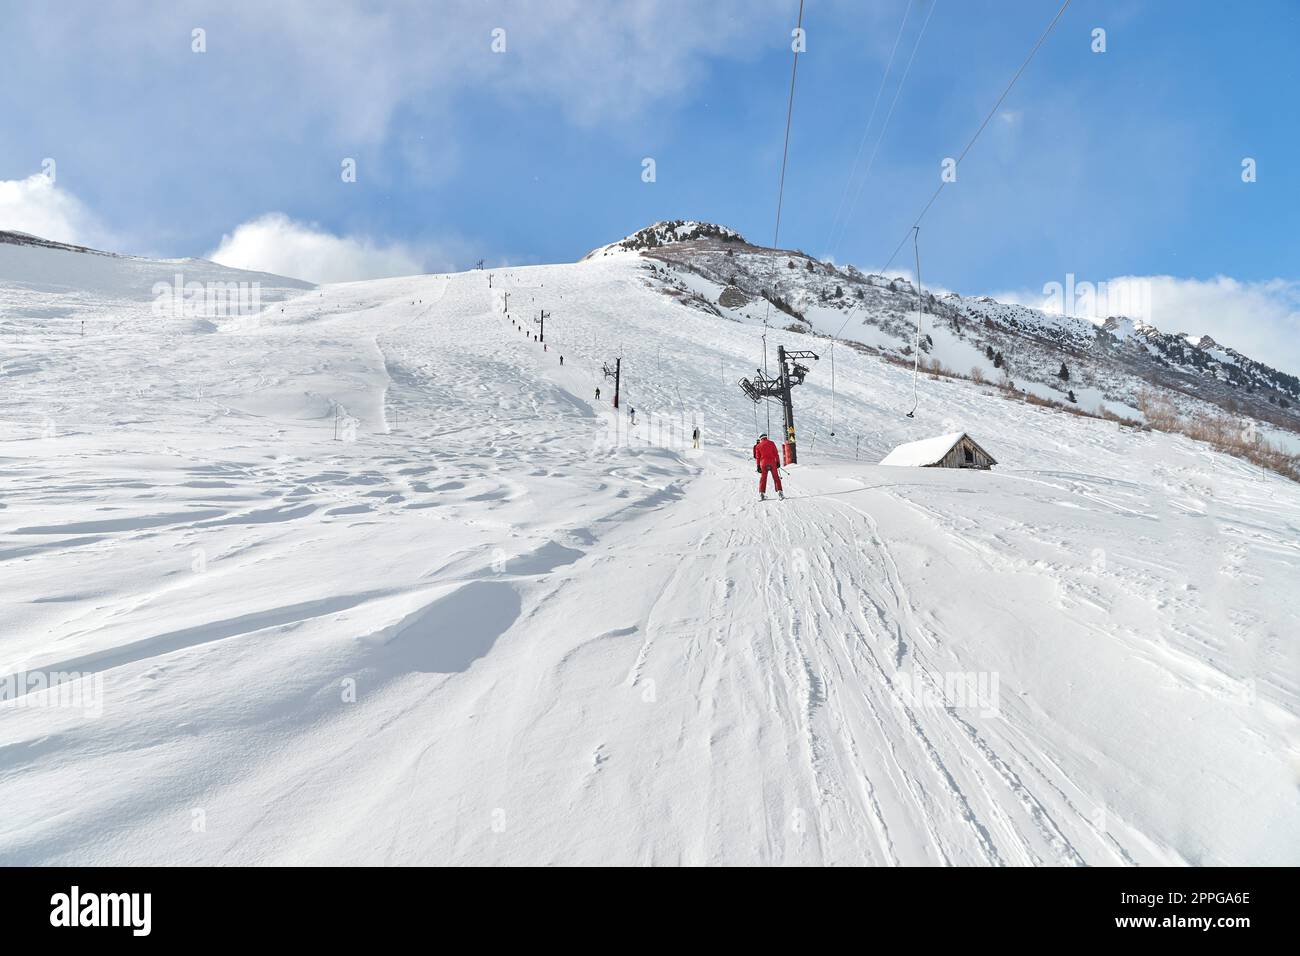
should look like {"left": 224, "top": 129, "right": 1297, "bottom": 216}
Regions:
{"left": 692, "top": 427, "right": 700, "bottom": 449}
{"left": 754, "top": 433, "right": 783, "bottom": 500}
{"left": 595, "top": 386, "right": 601, "bottom": 401}
{"left": 559, "top": 355, "right": 564, "bottom": 366}
{"left": 629, "top": 407, "right": 636, "bottom": 425}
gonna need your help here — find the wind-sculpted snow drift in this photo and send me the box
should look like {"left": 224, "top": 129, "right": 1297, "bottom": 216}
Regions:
{"left": 0, "top": 229, "right": 1296, "bottom": 865}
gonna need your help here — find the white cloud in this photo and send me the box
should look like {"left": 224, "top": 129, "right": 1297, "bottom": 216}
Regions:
{"left": 0, "top": 174, "right": 114, "bottom": 248}
{"left": 207, "top": 213, "right": 454, "bottom": 283}
{"left": 19, "top": 1, "right": 791, "bottom": 144}
{"left": 992, "top": 274, "right": 1300, "bottom": 377}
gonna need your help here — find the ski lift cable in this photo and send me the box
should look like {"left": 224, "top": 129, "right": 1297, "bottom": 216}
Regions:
{"left": 879, "top": 0, "right": 1073, "bottom": 275}
{"left": 773, "top": 0, "right": 806, "bottom": 254}
{"left": 824, "top": 0, "right": 917, "bottom": 255}
{"left": 754, "top": 0, "right": 800, "bottom": 429}
{"left": 826, "top": 0, "right": 1072, "bottom": 348}
{"left": 754, "top": 0, "right": 800, "bottom": 437}
{"left": 828, "top": 0, "right": 935, "bottom": 437}
{"left": 829, "top": 342, "right": 836, "bottom": 435}
{"left": 906, "top": 226, "right": 923, "bottom": 418}
{"left": 829, "top": 0, "right": 937, "bottom": 257}
{"left": 758, "top": 0, "right": 806, "bottom": 437}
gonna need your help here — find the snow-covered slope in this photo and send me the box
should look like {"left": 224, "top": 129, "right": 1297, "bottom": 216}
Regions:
{"left": 1, "top": 234, "right": 1297, "bottom": 865}
{"left": 0, "top": 229, "right": 313, "bottom": 337}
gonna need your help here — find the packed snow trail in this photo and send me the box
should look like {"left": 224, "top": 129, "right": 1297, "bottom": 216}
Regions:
{"left": 1, "top": 246, "right": 1296, "bottom": 865}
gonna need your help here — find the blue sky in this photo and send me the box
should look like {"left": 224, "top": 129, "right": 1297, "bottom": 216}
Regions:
{"left": 2, "top": 0, "right": 1298, "bottom": 366}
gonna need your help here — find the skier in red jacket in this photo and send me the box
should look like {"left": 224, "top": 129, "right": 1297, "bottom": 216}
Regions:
{"left": 753, "top": 434, "right": 784, "bottom": 500}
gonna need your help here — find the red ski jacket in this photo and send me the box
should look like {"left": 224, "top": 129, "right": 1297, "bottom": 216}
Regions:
{"left": 754, "top": 438, "right": 781, "bottom": 468}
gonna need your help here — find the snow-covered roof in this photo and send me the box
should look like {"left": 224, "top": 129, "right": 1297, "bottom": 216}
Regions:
{"left": 880, "top": 432, "right": 970, "bottom": 467}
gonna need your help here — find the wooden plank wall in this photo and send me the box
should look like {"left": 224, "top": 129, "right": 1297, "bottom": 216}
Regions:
{"left": 933, "top": 436, "right": 993, "bottom": 470}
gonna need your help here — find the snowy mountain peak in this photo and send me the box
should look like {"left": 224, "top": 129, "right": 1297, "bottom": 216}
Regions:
{"left": 584, "top": 220, "right": 746, "bottom": 259}
{"left": 1100, "top": 315, "right": 1155, "bottom": 340}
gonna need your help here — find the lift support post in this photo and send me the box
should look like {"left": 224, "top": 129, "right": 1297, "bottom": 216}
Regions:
{"left": 738, "top": 345, "right": 818, "bottom": 464}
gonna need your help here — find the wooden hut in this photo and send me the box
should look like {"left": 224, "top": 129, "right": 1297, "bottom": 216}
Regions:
{"left": 880, "top": 432, "right": 997, "bottom": 470}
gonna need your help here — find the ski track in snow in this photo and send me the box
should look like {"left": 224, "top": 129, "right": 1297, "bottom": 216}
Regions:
{"left": 0, "top": 249, "right": 1297, "bottom": 865}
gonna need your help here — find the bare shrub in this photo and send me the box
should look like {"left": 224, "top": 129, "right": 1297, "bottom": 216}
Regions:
{"left": 1137, "top": 388, "right": 1180, "bottom": 430}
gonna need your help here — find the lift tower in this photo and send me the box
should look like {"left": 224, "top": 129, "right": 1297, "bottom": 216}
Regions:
{"left": 738, "top": 345, "right": 818, "bottom": 464}
{"left": 602, "top": 357, "right": 622, "bottom": 409}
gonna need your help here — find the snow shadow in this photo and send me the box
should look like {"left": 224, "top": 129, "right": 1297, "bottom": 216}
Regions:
{"left": 375, "top": 580, "right": 521, "bottom": 674}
